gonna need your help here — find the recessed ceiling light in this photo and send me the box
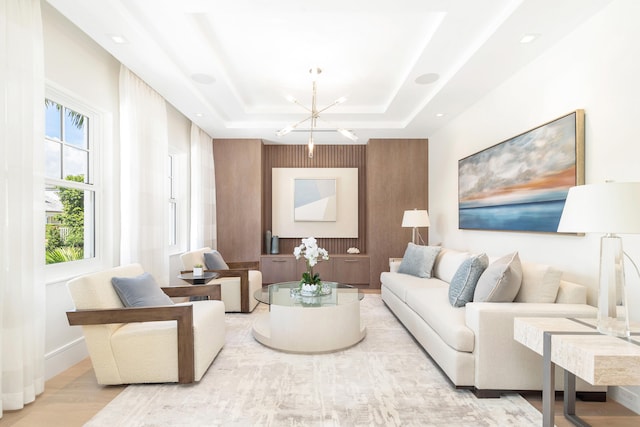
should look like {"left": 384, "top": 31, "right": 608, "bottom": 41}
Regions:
{"left": 191, "top": 73, "right": 216, "bottom": 84}
{"left": 520, "top": 33, "right": 540, "bottom": 44}
{"left": 195, "top": 113, "right": 204, "bottom": 117}
{"left": 109, "top": 34, "right": 128, "bottom": 44}
{"left": 435, "top": 113, "right": 445, "bottom": 117}
{"left": 415, "top": 73, "right": 439, "bottom": 85}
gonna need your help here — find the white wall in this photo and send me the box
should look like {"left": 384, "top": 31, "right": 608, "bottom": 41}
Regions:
{"left": 429, "top": 0, "right": 640, "bottom": 412}
{"left": 42, "top": 3, "right": 194, "bottom": 379}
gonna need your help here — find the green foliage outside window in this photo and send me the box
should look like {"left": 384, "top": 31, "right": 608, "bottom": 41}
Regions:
{"left": 45, "top": 174, "right": 85, "bottom": 264}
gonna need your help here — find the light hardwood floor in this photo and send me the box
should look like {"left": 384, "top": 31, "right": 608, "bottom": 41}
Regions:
{"left": 1, "top": 358, "right": 638, "bottom": 426}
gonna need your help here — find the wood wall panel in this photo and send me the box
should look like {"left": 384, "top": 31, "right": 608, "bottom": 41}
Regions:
{"left": 213, "top": 139, "right": 262, "bottom": 262}
{"left": 367, "top": 139, "right": 428, "bottom": 288}
{"left": 262, "top": 144, "right": 367, "bottom": 257}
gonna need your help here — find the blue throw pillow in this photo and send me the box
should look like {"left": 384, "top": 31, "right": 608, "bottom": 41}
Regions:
{"left": 397, "top": 243, "right": 441, "bottom": 278}
{"left": 111, "top": 272, "right": 174, "bottom": 307}
{"left": 448, "top": 253, "right": 489, "bottom": 307}
{"left": 204, "top": 250, "right": 229, "bottom": 270}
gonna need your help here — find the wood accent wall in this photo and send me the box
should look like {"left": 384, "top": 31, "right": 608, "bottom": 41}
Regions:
{"left": 213, "top": 139, "right": 263, "bottom": 262}
{"left": 367, "top": 139, "right": 429, "bottom": 288}
{"left": 262, "top": 144, "right": 367, "bottom": 256}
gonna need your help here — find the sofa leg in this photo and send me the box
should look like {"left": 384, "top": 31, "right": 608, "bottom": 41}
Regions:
{"left": 473, "top": 388, "right": 502, "bottom": 399}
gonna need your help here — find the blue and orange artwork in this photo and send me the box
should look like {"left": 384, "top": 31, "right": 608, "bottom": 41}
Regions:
{"left": 458, "top": 112, "right": 580, "bottom": 232}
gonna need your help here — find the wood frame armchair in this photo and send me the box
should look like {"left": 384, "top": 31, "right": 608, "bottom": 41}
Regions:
{"left": 66, "top": 264, "right": 225, "bottom": 385}
{"left": 180, "top": 248, "right": 262, "bottom": 313}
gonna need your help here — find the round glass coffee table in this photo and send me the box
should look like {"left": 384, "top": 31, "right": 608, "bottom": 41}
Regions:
{"left": 252, "top": 281, "right": 366, "bottom": 353}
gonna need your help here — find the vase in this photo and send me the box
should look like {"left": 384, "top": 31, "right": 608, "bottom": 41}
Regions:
{"left": 193, "top": 267, "right": 203, "bottom": 276}
{"left": 265, "top": 230, "right": 272, "bottom": 254}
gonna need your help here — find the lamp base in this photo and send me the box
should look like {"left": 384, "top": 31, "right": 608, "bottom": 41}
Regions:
{"left": 597, "top": 234, "right": 630, "bottom": 338}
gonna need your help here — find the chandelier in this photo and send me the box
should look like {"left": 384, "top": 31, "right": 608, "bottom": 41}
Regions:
{"left": 276, "top": 67, "right": 357, "bottom": 158}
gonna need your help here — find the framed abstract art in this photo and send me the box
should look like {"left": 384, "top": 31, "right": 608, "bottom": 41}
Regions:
{"left": 458, "top": 110, "right": 585, "bottom": 233}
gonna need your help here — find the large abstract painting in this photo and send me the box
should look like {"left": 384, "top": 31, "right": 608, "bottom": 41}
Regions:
{"left": 458, "top": 110, "right": 584, "bottom": 233}
{"left": 294, "top": 178, "right": 337, "bottom": 221}
{"left": 272, "top": 168, "right": 358, "bottom": 238}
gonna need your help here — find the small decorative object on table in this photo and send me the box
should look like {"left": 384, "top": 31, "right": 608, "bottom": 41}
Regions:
{"left": 193, "top": 264, "right": 203, "bottom": 276}
{"left": 293, "top": 237, "right": 331, "bottom": 296}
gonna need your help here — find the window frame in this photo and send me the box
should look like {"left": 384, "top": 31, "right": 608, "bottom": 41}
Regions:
{"left": 44, "top": 85, "right": 105, "bottom": 282}
{"left": 168, "top": 149, "right": 187, "bottom": 255}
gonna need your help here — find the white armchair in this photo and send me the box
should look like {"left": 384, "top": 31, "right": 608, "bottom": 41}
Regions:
{"left": 66, "top": 263, "right": 225, "bottom": 385}
{"left": 180, "top": 247, "right": 262, "bottom": 313}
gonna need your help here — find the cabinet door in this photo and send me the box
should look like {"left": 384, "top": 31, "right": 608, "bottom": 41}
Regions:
{"left": 333, "top": 256, "right": 370, "bottom": 285}
{"left": 260, "top": 256, "right": 297, "bottom": 284}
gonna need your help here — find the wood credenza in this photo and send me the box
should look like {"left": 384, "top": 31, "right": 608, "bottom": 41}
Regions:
{"left": 260, "top": 254, "right": 370, "bottom": 286}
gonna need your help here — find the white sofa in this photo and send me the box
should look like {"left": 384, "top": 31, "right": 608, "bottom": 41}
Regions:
{"left": 381, "top": 247, "right": 599, "bottom": 397}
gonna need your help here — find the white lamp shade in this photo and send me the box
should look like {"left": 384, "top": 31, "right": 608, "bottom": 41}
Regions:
{"left": 402, "top": 209, "right": 430, "bottom": 228}
{"left": 557, "top": 182, "right": 640, "bottom": 234}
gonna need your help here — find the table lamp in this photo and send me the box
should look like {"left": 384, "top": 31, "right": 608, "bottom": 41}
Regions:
{"left": 402, "top": 209, "right": 430, "bottom": 245}
{"left": 557, "top": 182, "right": 640, "bottom": 337}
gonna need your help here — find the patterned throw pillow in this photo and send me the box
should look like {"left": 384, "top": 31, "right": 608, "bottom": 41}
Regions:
{"left": 397, "top": 243, "right": 442, "bottom": 278}
{"left": 448, "top": 253, "right": 489, "bottom": 307}
{"left": 473, "top": 252, "right": 523, "bottom": 302}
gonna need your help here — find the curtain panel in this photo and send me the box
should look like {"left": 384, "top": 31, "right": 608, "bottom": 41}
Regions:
{"left": 189, "top": 124, "right": 217, "bottom": 250}
{"left": 119, "top": 66, "right": 169, "bottom": 282}
{"left": 0, "top": 0, "right": 46, "bottom": 416}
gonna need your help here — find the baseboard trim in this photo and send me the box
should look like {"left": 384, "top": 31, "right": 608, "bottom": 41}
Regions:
{"left": 45, "top": 337, "right": 88, "bottom": 381}
{"left": 610, "top": 386, "right": 640, "bottom": 414}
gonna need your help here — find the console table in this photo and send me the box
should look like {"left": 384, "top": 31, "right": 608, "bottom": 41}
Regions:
{"left": 260, "top": 254, "right": 370, "bottom": 286}
{"left": 514, "top": 317, "right": 640, "bottom": 427}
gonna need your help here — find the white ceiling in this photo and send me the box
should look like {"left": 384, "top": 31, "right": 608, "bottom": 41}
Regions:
{"left": 47, "top": 0, "right": 611, "bottom": 145}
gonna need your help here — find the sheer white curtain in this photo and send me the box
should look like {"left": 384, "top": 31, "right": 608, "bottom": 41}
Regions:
{"left": 189, "top": 124, "right": 217, "bottom": 250}
{"left": 0, "top": 0, "right": 46, "bottom": 416}
{"left": 119, "top": 66, "right": 169, "bottom": 281}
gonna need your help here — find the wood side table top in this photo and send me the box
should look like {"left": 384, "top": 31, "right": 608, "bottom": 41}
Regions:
{"left": 514, "top": 317, "right": 640, "bottom": 386}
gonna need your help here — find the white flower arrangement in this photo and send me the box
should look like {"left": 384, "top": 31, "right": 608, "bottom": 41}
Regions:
{"left": 294, "top": 237, "right": 330, "bottom": 296}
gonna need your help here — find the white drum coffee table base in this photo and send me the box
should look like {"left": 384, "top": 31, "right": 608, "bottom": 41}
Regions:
{"left": 252, "top": 301, "right": 366, "bottom": 353}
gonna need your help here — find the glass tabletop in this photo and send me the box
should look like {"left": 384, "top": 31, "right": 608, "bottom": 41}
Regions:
{"left": 254, "top": 281, "right": 364, "bottom": 307}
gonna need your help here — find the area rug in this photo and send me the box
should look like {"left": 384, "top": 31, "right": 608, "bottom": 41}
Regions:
{"left": 86, "top": 295, "right": 544, "bottom": 426}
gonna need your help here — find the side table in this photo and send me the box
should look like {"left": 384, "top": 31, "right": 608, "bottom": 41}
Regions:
{"left": 178, "top": 272, "right": 220, "bottom": 300}
{"left": 514, "top": 317, "right": 640, "bottom": 427}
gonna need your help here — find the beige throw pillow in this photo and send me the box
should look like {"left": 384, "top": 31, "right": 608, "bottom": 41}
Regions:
{"left": 473, "top": 252, "right": 523, "bottom": 302}
{"left": 514, "top": 262, "right": 562, "bottom": 303}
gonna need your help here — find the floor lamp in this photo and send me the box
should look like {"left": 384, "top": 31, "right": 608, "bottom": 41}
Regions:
{"left": 402, "top": 209, "right": 430, "bottom": 245}
{"left": 557, "top": 182, "right": 640, "bottom": 337}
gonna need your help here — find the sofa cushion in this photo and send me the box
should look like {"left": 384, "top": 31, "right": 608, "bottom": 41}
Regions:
{"left": 397, "top": 243, "right": 441, "bottom": 278}
{"left": 406, "top": 286, "right": 475, "bottom": 353}
{"left": 111, "top": 272, "right": 174, "bottom": 307}
{"left": 515, "top": 262, "right": 562, "bottom": 303}
{"left": 381, "top": 272, "right": 444, "bottom": 303}
{"left": 434, "top": 248, "right": 471, "bottom": 283}
{"left": 448, "top": 253, "right": 489, "bottom": 307}
{"left": 473, "top": 252, "right": 522, "bottom": 302}
{"left": 204, "top": 250, "right": 229, "bottom": 270}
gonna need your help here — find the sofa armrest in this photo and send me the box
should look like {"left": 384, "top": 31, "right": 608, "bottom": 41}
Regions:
{"left": 66, "top": 304, "right": 196, "bottom": 383}
{"left": 465, "top": 302, "right": 597, "bottom": 391}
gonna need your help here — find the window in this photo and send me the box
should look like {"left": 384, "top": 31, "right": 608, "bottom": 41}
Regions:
{"left": 168, "top": 154, "right": 177, "bottom": 247}
{"left": 44, "top": 99, "right": 96, "bottom": 264}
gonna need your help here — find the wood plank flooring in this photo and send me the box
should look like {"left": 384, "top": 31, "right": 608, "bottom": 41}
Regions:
{"left": 1, "top": 358, "right": 638, "bottom": 426}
